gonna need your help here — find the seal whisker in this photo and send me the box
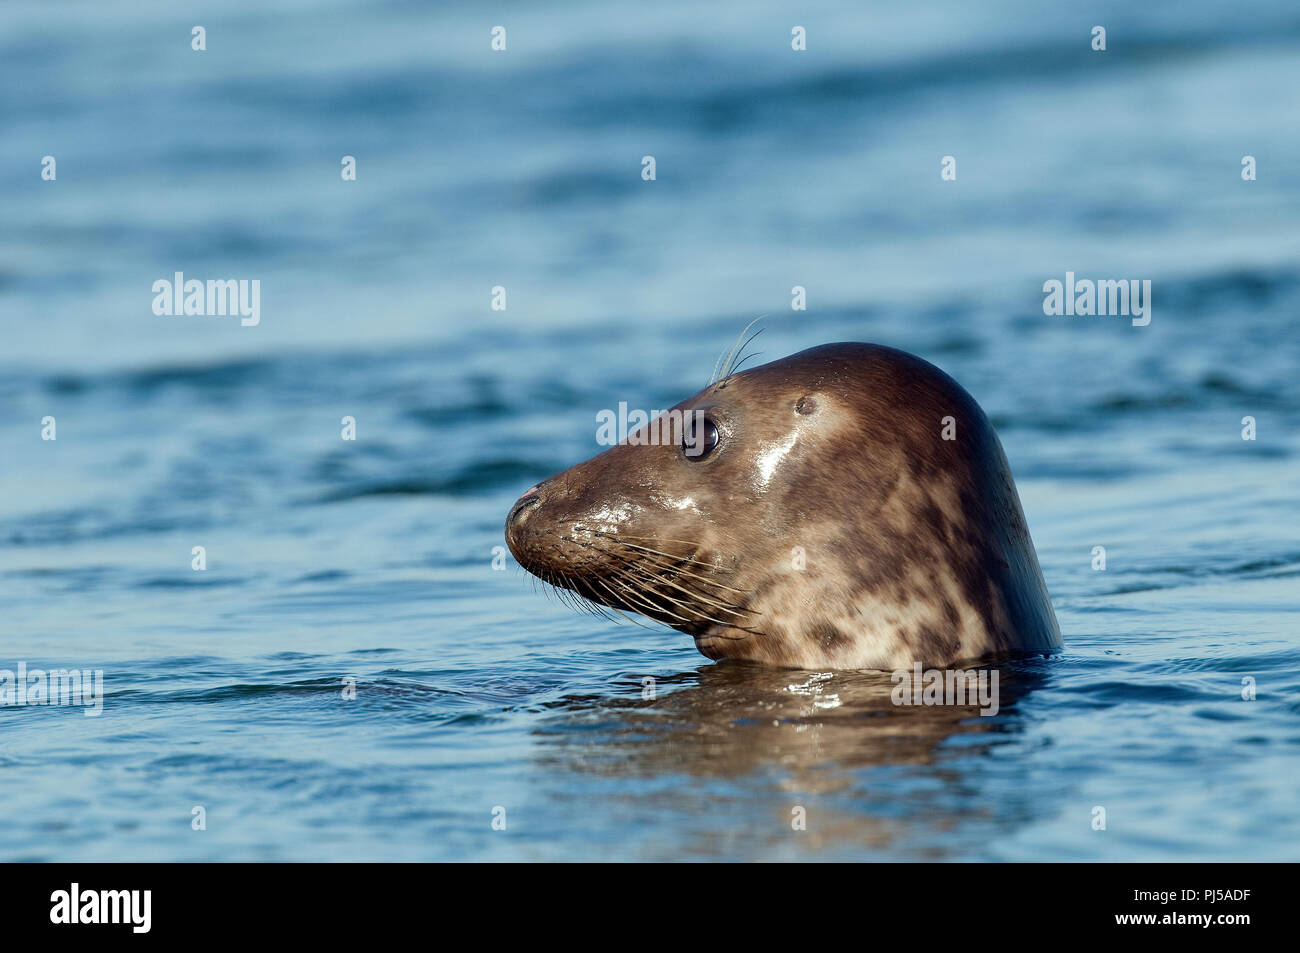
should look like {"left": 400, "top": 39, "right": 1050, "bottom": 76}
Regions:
{"left": 590, "top": 533, "right": 715, "bottom": 567}
{"left": 621, "top": 560, "right": 751, "bottom": 618}
{"left": 540, "top": 566, "right": 604, "bottom": 621}
{"left": 602, "top": 548, "right": 757, "bottom": 605}
{"left": 610, "top": 558, "right": 755, "bottom": 630}
{"left": 595, "top": 537, "right": 754, "bottom": 597}
{"left": 600, "top": 531, "right": 748, "bottom": 559}
{"left": 586, "top": 577, "right": 659, "bottom": 629}
{"left": 568, "top": 533, "right": 749, "bottom": 599}
{"left": 627, "top": 554, "right": 757, "bottom": 603}
{"left": 551, "top": 573, "right": 587, "bottom": 615}
{"left": 726, "top": 349, "right": 763, "bottom": 377}
{"left": 601, "top": 571, "right": 698, "bottom": 626}
{"left": 562, "top": 571, "right": 624, "bottom": 623}
{"left": 572, "top": 583, "right": 622, "bottom": 623}
{"left": 721, "top": 326, "right": 765, "bottom": 382}
{"left": 589, "top": 533, "right": 718, "bottom": 569}
{"left": 711, "top": 314, "right": 767, "bottom": 386}
{"left": 557, "top": 532, "right": 758, "bottom": 630}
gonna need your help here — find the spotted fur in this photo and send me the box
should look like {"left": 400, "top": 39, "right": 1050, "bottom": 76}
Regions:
{"left": 505, "top": 342, "right": 1061, "bottom": 670}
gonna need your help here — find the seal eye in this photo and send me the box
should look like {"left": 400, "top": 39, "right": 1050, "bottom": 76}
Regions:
{"left": 683, "top": 415, "right": 720, "bottom": 460}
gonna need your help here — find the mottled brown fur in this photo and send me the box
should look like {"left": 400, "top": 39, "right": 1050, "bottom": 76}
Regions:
{"left": 505, "top": 343, "right": 1061, "bottom": 670}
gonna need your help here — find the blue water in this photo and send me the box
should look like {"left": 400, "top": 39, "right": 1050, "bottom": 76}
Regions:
{"left": 2, "top": 0, "right": 1298, "bottom": 861}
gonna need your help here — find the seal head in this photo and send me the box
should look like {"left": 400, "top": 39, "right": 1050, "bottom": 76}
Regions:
{"left": 506, "top": 342, "right": 1061, "bottom": 670}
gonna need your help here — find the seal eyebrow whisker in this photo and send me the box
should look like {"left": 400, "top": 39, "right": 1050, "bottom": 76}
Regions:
{"left": 721, "top": 325, "right": 765, "bottom": 382}
{"left": 710, "top": 314, "right": 767, "bottom": 386}
{"left": 721, "top": 327, "right": 765, "bottom": 382}
{"left": 726, "top": 349, "right": 763, "bottom": 378}
{"left": 709, "top": 331, "right": 739, "bottom": 386}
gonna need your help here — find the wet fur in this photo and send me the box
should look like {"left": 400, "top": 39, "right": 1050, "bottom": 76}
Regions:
{"left": 505, "top": 342, "right": 1061, "bottom": 670}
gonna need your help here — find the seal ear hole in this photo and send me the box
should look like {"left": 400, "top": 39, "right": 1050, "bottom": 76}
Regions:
{"left": 795, "top": 396, "right": 818, "bottom": 415}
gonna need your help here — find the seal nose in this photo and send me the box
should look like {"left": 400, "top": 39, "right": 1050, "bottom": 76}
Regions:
{"left": 508, "top": 487, "right": 541, "bottom": 527}
{"left": 506, "top": 486, "right": 545, "bottom": 555}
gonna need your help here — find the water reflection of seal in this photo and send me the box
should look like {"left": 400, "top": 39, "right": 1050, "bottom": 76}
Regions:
{"left": 505, "top": 342, "right": 1061, "bottom": 670}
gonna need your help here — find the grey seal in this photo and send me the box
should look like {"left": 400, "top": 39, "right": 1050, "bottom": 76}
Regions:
{"left": 505, "top": 342, "right": 1061, "bottom": 670}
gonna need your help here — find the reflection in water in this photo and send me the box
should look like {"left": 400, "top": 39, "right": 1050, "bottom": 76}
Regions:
{"left": 534, "top": 659, "right": 1054, "bottom": 858}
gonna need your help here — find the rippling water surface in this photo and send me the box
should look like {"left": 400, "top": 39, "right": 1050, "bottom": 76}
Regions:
{"left": 1, "top": 0, "right": 1298, "bottom": 861}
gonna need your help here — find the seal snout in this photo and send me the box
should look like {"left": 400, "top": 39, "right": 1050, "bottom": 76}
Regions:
{"left": 505, "top": 485, "right": 544, "bottom": 556}
{"left": 508, "top": 485, "right": 541, "bottom": 524}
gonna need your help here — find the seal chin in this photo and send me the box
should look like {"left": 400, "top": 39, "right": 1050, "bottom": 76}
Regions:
{"left": 692, "top": 630, "right": 750, "bottom": 661}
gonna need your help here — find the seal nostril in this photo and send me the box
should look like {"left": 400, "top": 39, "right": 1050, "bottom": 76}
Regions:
{"left": 508, "top": 493, "right": 542, "bottom": 527}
